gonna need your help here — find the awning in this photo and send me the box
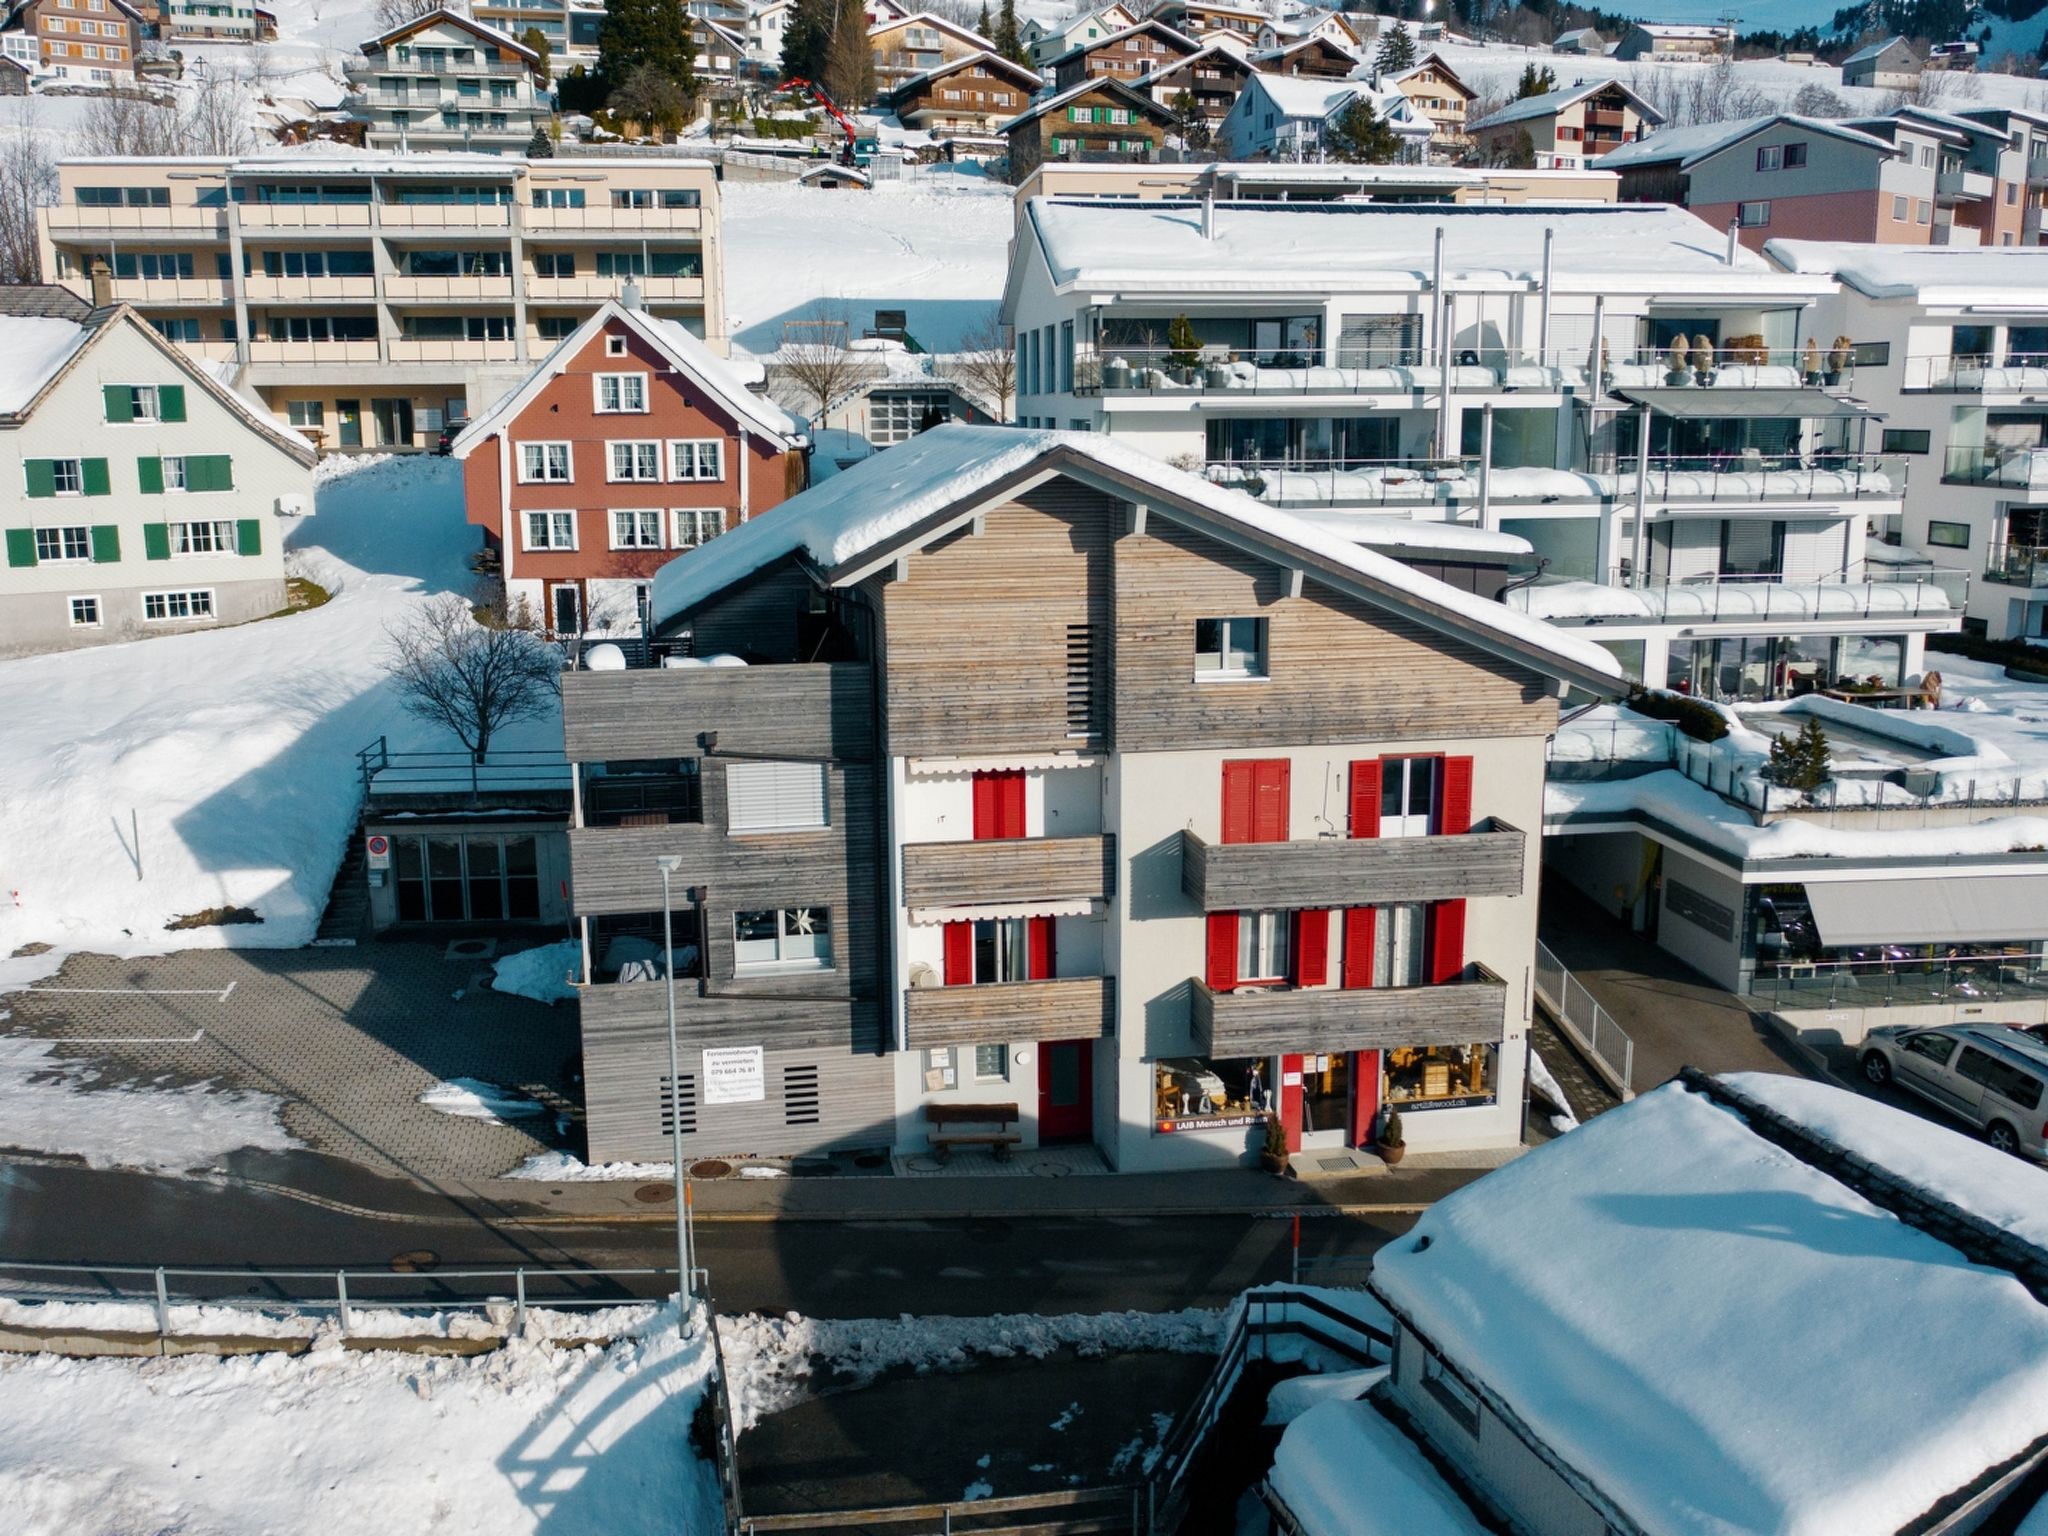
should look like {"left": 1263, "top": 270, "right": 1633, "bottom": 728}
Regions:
{"left": 1613, "top": 388, "right": 1884, "bottom": 421}
{"left": 907, "top": 754, "right": 1103, "bottom": 778}
{"left": 908, "top": 898, "right": 1099, "bottom": 927}
{"left": 1802, "top": 875, "right": 2048, "bottom": 946}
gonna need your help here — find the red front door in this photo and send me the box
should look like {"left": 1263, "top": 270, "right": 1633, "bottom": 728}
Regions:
{"left": 1037, "top": 1039, "right": 1093, "bottom": 1144}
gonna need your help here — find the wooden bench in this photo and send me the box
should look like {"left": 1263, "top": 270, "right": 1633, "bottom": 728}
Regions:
{"left": 925, "top": 1102, "right": 1021, "bottom": 1163}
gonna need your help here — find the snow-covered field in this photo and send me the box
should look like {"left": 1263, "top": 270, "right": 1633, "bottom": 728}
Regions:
{"left": 0, "top": 454, "right": 559, "bottom": 993}
{"left": 0, "top": 1301, "right": 722, "bottom": 1536}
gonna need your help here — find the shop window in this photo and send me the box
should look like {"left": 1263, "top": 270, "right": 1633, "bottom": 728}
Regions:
{"left": 1385, "top": 1043, "right": 1497, "bottom": 1110}
{"left": 392, "top": 832, "right": 540, "bottom": 922}
{"left": 1153, "top": 1055, "right": 1271, "bottom": 1132}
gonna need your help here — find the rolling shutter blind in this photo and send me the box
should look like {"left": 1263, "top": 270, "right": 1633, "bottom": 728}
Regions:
{"left": 1205, "top": 912, "right": 1238, "bottom": 990}
{"left": 1438, "top": 756, "right": 1473, "bottom": 836}
{"left": 159, "top": 385, "right": 186, "bottom": 423}
{"left": 1349, "top": 759, "right": 1379, "bottom": 838}
{"left": 90, "top": 525, "right": 119, "bottom": 562}
{"left": 1430, "top": 900, "right": 1466, "bottom": 985}
{"left": 724, "top": 760, "right": 828, "bottom": 832}
{"left": 943, "top": 921, "right": 972, "bottom": 984}
{"left": 1295, "top": 910, "right": 1329, "bottom": 987}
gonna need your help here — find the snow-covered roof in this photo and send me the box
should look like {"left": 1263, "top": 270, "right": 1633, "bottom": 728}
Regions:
{"left": 1595, "top": 114, "right": 1899, "bottom": 171}
{"left": 1469, "top": 77, "right": 1659, "bottom": 132}
{"left": 1134, "top": 40, "right": 1249, "bottom": 83}
{"left": 1045, "top": 15, "right": 1198, "bottom": 67}
{"left": 1018, "top": 199, "right": 1829, "bottom": 298}
{"left": 1894, "top": 102, "right": 2011, "bottom": 142}
{"left": 1766, "top": 238, "right": 2048, "bottom": 304}
{"left": 1371, "top": 1074, "right": 2048, "bottom": 1536}
{"left": 649, "top": 424, "right": 1625, "bottom": 687}
{"left": 1630, "top": 20, "right": 1726, "bottom": 37}
{"left": 866, "top": 9, "right": 994, "bottom": 47}
{"left": 359, "top": 6, "right": 540, "bottom": 62}
{"left": 996, "top": 74, "right": 1171, "bottom": 133}
{"left": 1212, "top": 161, "right": 1477, "bottom": 186}
{"left": 451, "top": 300, "right": 805, "bottom": 458}
{"left": 1271, "top": 1400, "right": 1484, "bottom": 1535}
{"left": 1382, "top": 52, "right": 1470, "bottom": 94}
{"left": 888, "top": 48, "right": 1041, "bottom": 93}
{"left": 1842, "top": 35, "right": 1915, "bottom": 67}
{"left": 0, "top": 317, "right": 95, "bottom": 416}
{"left": 797, "top": 162, "right": 871, "bottom": 185}
{"left": 1285, "top": 511, "right": 1531, "bottom": 558}
{"left": 1238, "top": 70, "right": 1360, "bottom": 122}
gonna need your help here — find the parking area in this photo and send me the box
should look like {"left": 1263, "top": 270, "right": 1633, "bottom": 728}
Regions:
{"left": 1, "top": 941, "right": 580, "bottom": 1183}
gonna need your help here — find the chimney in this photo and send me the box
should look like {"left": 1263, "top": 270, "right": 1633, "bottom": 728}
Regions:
{"left": 621, "top": 276, "right": 644, "bottom": 311}
{"left": 1201, "top": 189, "right": 1215, "bottom": 240}
{"left": 1726, "top": 217, "right": 1740, "bottom": 264}
{"left": 90, "top": 257, "right": 112, "bottom": 308}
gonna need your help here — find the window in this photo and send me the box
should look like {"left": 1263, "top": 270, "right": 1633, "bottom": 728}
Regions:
{"left": 1917, "top": 199, "right": 1931, "bottom": 225}
{"left": 34, "top": 525, "right": 90, "bottom": 562}
{"left": 1387, "top": 1041, "right": 1497, "bottom": 1107}
{"left": 726, "top": 760, "right": 829, "bottom": 832}
{"left": 523, "top": 509, "right": 576, "bottom": 550}
{"left": 518, "top": 441, "right": 572, "bottom": 482}
{"left": 605, "top": 333, "right": 628, "bottom": 357}
{"left": 611, "top": 508, "right": 664, "bottom": 549}
{"left": 973, "top": 1044, "right": 1009, "bottom": 1082}
{"left": 171, "top": 519, "right": 236, "bottom": 555}
{"left": 971, "top": 917, "right": 1032, "bottom": 983}
{"left": 1422, "top": 1352, "right": 1481, "bottom": 1436}
{"left": 1878, "top": 427, "right": 1930, "bottom": 456}
{"left": 1902, "top": 1031, "right": 1957, "bottom": 1065}
{"left": 531, "top": 186, "right": 586, "bottom": 208}
{"left": 1893, "top": 194, "right": 1909, "bottom": 222}
{"left": 672, "top": 506, "right": 725, "bottom": 547}
{"left": 1235, "top": 909, "right": 1291, "bottom": 983}
{"left": 160, "top": 456, "right": 190, "bottom": 492}
{"left": 733, "top": 906, "right": 831, "bottom": 970}
{"left": 594, "top": 372, "right": 648, "bottom": 413}
{"left": 1737, "top": 200, "right": 1770, "bottom": 227}
{"left": 69, "top": 595, "right": 100, "bottom": 627}
{"left": 1756, "top": 144, "right": 1782, "bottom": 171}
{"left": 1380, "top": 757, "right": 1438, "bottom": 837}
{"left": 1783, "top": 141, "right": 1806, "bottom": 168}
{"left": 669, "top": 439, "right": 724, "bottom": 481}
{"left": 1194, "top": 616, "right": 1267, "bottom": 678}
{"left": 286, "top": 400, "right": 324, "bottom": 429}
{"left": 662, "top": 188, "right": 701, "bottom": 208}
{"left": 608, "top": 440, "right": 661, "bottom": 482}
{"left": 1956, "top": 1047, "right": 2045, "bottom": 1110}
{"left": 1370, "top": 903, "right": 1428, "bottom": 987}
{"left": 612, "top": 188, "right": 654, "bottom": 208}
{"left": 142, "top": 589, "right": 214, "bottom": 621}
{"left": 49, "top": 460, "right": 82, "bottom": 496}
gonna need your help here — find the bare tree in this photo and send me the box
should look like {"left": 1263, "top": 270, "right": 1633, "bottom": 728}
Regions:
{"left": 774, "top": 303, "right": 880, "bottom": 423}
{"left": 0, "top": 112, "right": 57, "bottom": 284}
{"left": 383, "top": 592, "right": 561, "bottom": 764}
{"left": 1625, "top": 58, "right": 1772, "bottom": 129}
{"left": 372, "top": 0, "right": 442, "bottom": 30}
{"left": 184, "top": 70, "right": 255, "bottom": 155}
{"left": 942, "top": 311, "right": 1017, "bottom": 421}
{"left": 1790, "top": 82, "right": 1849, "bottom": 117}
{"left": 1920, "top": 65, "right": 1984, "bottom": 104}
{"left": 79, "top": 89, "right": 184, "bottom": 156}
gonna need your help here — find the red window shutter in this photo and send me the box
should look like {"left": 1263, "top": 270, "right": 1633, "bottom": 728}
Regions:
{"left": 1349, "top": 760, "right": 1379, "bottom": 839}
{"left": 972, "top": 770, "right": 1026, "bottom": 840}
{"left": 943, "top": 921, "right": 973, "bottom": 985}
{"left": 1430, "top": 900, "right": 1466, "bottom": 985}
{"left": 1343, "top": 908, "right": 1375, "bottom": 989}
{"left": 1252, "top": 759, "right": 1290, "bottom": 843}
{"left": 972, "top": 774, "right": 996, "bottom": 839}
{"left": 1295, "top": 910, "right": 1329, "bottom": 987}
{"left": 1028, "top": 916, "right": 1056, "bottom": 980}
{"left": 1206, "top": 911, "right": 1239, "bottom": 990}
{"left": 1221, "top": 761, "right": 1255, "bottom": 845}
{"left": 1438, "top": 755, "right": 1473, "bottom": 836}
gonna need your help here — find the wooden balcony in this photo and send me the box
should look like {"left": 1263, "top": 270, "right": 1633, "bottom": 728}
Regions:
{"left": 1180, "top": 821, "right": 1525, "bottom": 912}
{"left": 903, "top": 976, "right": 1115, "bottom": 1048}
{"left": 562, "top": 662, "right": 875, "bottom": 761}
{"left": 901, "top": 835, "right": 1114, "bottom": 910}
{"left": 1189, "top": 965, "right": 1507, "bottom": 1057}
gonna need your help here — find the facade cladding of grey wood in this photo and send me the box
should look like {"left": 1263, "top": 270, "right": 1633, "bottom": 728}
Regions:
{"left": 564, "top": 462, "right": 1573, "bottom": 1161}
{"left": 1179, "top": 821, "right": 1526, "bottom": 911}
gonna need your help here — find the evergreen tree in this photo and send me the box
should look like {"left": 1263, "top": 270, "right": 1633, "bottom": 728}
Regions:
{"left": 1514, "top": 61, "right": 1555, "bottom": 99}
{"left": 526, "top": 120, "right": 555, "bottom": 157}
{"left": 1373, "top": 18, "right": 1415, "bottom": 73}
{"left": 781, "top": 0, "right": 832, "bottom": 80}
{"left": 977, "top": 2, "right": 992, "bottom": 41}
{"left": 1324, "top": 95, "right": 1399, "bottom": 163}
{"left": 521, "top": 25, "right": 552, "bottom": 84}
{"left": 1169, "top": 87, "right": 1210, "bottom": 153}
{"left": 599, "top": 0, "right": 695, "bottom": 98}
{"left": 995, "top": 0, "right": 1026, "bottom": 65}
{"left": 1165, "top": 312, "right": 1200, "bottom": 370}
{"left": 1765, "top": 716, "right": 1833, "bottom": 793}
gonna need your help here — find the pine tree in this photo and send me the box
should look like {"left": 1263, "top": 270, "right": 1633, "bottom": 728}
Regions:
{"left": 1324, "top": 95, "right": 1399, "bottom": 163}
{"left": 599, "top": 0, "right": 695, "bottom": 96}
{"left": 1170, "top": 87, "right": 1210, "bottom": 152}
{"left": 526, "top": 120, "right": 555, "bottom": 157}
{"left": 977, "top": 1, "right": 992, "bottom": 41}
{"left": 521, "top": 25, "right": 552, "bottom": 84}
{"left": 995, "top": 0, "right": 1026, "bottom": 65}
{"left": 1514, "top": 62, "right": 1554, "bottom": 99}
{"left": 1766, "top": 716, "right": 1833, "bottom": 793}
{"left": 1373, "top": 18, "right": 1415, "bottom": 73}
{"left": 1165, "top": 312, "right": 1200, "bottom": 370}
{"left": 781, "top": 0, "right": 831, "bottom": 81}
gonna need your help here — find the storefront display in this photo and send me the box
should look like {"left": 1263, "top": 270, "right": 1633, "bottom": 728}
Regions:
{"left": 1384, "top": 1043, "right": 1496, "bottom": 1111}
{"left": 1155, "top": 1055, "right": 1270, "bottom": 1133}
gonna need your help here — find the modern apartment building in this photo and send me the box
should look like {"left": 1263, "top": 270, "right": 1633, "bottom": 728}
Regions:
{"left": 1467, "top": 79, "right": 1661, "bottom": 171}
{"left": 558, "top": 424, "right": 1621, "bottom": 1168}
{"left": 37, "top": 154, "right": 724, "bottom": 452}
{"left": 1009, "top": 159, "right": 1620, "bottom": 213}
{"left": 345, "top": 9, "right": 551, "bottom": 155}
{"left": 0, "top": 297, "right": 315, "bottom": 656}
{"left": 161, "top": 0, "right": 251, "bottom": 41}
{"left": 452, "top": 298, "right": 806, "bottom": 638}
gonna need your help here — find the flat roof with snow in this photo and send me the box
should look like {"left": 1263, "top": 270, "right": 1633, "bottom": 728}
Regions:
{"left": 1373, "top": 1074, "right": 2048, "bottom": 1536}
{"left": 1767, "top": 239, "right": 2048, "bottom": 303}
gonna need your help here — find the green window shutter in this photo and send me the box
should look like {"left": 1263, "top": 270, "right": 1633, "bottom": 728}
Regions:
{"left": 214, "top": 456, "right": 235, "bottom": 491}
{"left": 82, "top": 458, "right": 111, "bottom": 497}
{"left": 158, "top": 385, "right": 186, "bottom": 423}
{"left": 4, "top": 528, "right": 35, "bottom": 567}
{"left": 90, "top": 524, "right": 120, "bottom": 563}
{"left": 143, "top": 522, "right": 170, "bottom": 561}
{"left": 102, "top": 384, "right": 133, "bottom": 423}
{"left": 236, "top": 517, "right": 261, "bottom": 556}
{"left": 23, "top": 459, "right": 54, "bottom": 499}
{"left": 137, "top": 456, "right": 164, "bottom": 494}
{"left": 192, "top": 454, "right": 233, "bottom": 492}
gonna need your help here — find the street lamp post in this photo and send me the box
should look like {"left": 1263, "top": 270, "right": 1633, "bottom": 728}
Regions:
{"left": 657, "top": 854, "right": 692, "bottom": 1334}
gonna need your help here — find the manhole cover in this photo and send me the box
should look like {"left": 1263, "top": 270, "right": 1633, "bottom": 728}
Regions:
{"left": 690, "top": 1159, "right": 733, "bottom": 1180}
{"left": 443, "top": 938, "right": 497, "bottom": 962}
{"left": 633, "top": 1183, "right": 674, "bottom": 1204}
{"left": 1029, "top": 1161, "right": 1073, "bottom": 1178}
{"left": 389, "top": 1249, "right": 440, "bottom": 1273}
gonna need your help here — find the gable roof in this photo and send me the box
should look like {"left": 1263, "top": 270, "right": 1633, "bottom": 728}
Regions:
{"left": 1135, "top": 39, "right": 1250, "bottom": 84}
{"left": 451, "top": 300, "right": 805, "bottom": 459}
{"left": 1047, "top": 16, "right": 1199, "bottom": 69}
{"left": 867, "top": 9, "right": 995, "bottom": 49}
{"left": 1594, "top": 113, "right": 1898, "bottom": 171}
{"left": 649, "top": 424, "right": 1625, "bottom": 689}
{"left": 1384, "top": 52, "right": 1472, "bottom": 96}
{"left": 1249, "top": 33, "right": 1357, "bottom": 66}
{"left": 997, "top": 73, "right": 1175, "bottom": 133}
{"left": 0, "top": 284, "right": 93, "bottom": 322}
{"left": 1843, "top": 34, "right": 1915, "bottom": 66}
{"left": 1468, "top": 76, "right": 1661, "bottom": 132}
{"left": 359, "top": 5, "right": 540, "bottom": 62}
{"left": 887, "top": 47, "right": 1042, "bottom": 96}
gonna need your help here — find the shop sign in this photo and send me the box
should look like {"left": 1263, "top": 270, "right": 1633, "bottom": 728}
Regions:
{"left": 1400, "top": 1093, "right": 1496, "bottom": 1113}
{"left": 1156, "top": 1111, "right": 1265, "bottom": 1134}
{"left": 702, "top": 1046, "right": 766, "bottom": 1105}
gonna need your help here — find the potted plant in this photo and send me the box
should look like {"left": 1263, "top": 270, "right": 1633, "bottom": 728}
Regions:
{"left": 1664, "top": 334, "right": 1690, "bottom": 386}
{"left": 1259, "top": 1114, "right": 1290, "bottom": 1176}
{"left": 1376, "top": 1109, "right": 1407, "bottom": 1166}
{"left": 1691, "top": 333, "right": 1716, "bottom": 386}
{"left": 1165, "top": 313, "right": 1202, "bottom": 384}
{"left": 1800, "top": 336, "right": 1823, "bottom": 384}
{"left": 1825, "top": 335, "right": 1854, "bottom": 387}
{"left": 1103, "top": 355, "right": 1132, "bottom": 390}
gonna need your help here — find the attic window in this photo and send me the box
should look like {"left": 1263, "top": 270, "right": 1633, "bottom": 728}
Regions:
{"left": 606, "top": 334, "right": 628, "bottom": 357}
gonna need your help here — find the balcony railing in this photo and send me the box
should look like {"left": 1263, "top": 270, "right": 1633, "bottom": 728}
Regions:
{"left": 1180, "top": 823, "right": 1524, "bottom": 913}
{"left": 1904, "top": 352, "right": 2048, "bottom": 391}
{"left": 902, "top": 975, "right": 1115, "bottom": 1049}
{"left": 524, "top": 274, "right": 705, "bottom": 303}
{"left": 1189, "top": 963, "right": 1507, "bottom": 1057}
{"left": 1935, "top": 166, "right": 1996, "bottom": 202}
{"left": 388, "top": 337, "right": 521, "bottom": 362}
{"left": 99, "top": 277, "right": 230, "bottom": 305}
{"left": 242, "top": 274, "right": 378, "bottom": 302}
{"left": 378, "top": 202, "right": 514, "bottom": 229}
{"left": 560, "top": 661, "right": 875, "bottom": 763}
{"left": 522, "top": 204, "right": 705, "bottom": 233}
{"left": 383, "top": 274, "right": 516, "bottom": 301}
{"left": 1519, "top": 567, "right": 1968, "bottom": 624}
{"left": 1988, "top": 544, "right": 2048, "bottom": 587}
{"left": 901, "top": 835, "right": 1115, "bottom": 910}
{"left": 48, "top": 204, "right": 226, "bottom": 235}
{"left": 345, "top": 56, "right": 535, "bottom": 79}
{"left": 236, "top": 203, "right": 374, "bottom": 230}
{"left": 1944, "top": 445, "right": 2048, "bottom": 488}
{"left": 1752, "top": 948, "right": 2048, "bottom": 1011}
{"left": 246, "top": 339, "right": 381, "bottom": 363}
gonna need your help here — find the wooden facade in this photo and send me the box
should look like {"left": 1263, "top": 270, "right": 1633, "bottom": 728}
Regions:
{"left": 902, "top": 834, "right": 1116, "bottom": 908}
{"left": 903, "top": 975, "right": 1116, "bottom": 1048}
{"left": 1006, "top": 80, "right": 1174, "bottom": 187}
{"left": 1050, "top": 20, "right": 1198, "bottom": 90}
{"left": 890, "top": 52, "right": 1041, "bottom": 135}
{"left": 561, "top": 662, "right": 875, "bottom": 761}
{"left": 1190, "top": 965, "right": 1508, "bottom": 1057}
{"left": 1180, "top": 822, "right": 1525, "bottom": 911}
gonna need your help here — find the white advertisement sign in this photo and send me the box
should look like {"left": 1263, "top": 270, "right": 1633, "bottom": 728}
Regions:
{"left": 702, "top": 1046, "right": 766, "bottom": 1106}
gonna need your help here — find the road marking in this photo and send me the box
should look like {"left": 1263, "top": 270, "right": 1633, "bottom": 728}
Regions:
{"left": 25, "top": 984, "right": 235, "bottom": 1000}
{"left": 7, "top": 1029, "right": 207, "bottom": 1046}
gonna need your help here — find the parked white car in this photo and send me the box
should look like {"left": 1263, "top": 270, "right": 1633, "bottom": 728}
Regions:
{"left": 1859, "top": 1024, "right": 2048, "bottom": 1159}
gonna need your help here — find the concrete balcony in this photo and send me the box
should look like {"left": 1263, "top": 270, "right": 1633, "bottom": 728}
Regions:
{"left": 522, "top": 204, "right": 705, "bottom": 234}
{"left": 47, "top": 204, "right": 226, "bottom": 237}
{"left": 245, "top": 339, "right": 381, "bottom": 363}
{"left": 524, "top": 274, "right": 705, "bottom": 303}
{"left": 383, "top": 274, "right": 516, "bottom": 302}
{"left": 102, "top": 277, "right": 231, "bottom": 306}
{"left": 377, "top": 202, "right": 514, "bottom": 230}
{"left": 902, "top": 835, "right": 1115, "bottom": 912}
{"left": 1189, "top": 964, "right": 1507, "bottom": 1057}
{"left": 902, "top": 976, "right": 1115, "bottom": 1049}
{"left": 388, "top": 337, "right": 521, "bottom": 362}
{"left": 236, "top": 203, "right": 374, "bottom": 230}
{"left": 242, "top": 274, "right": 377, "bottom": 303}
{"left": 1936, "top": 167, "right": 1996, "bottom": 202}
{"left": 345, "top": 56, "right": 535, "bottom": 82}
{"left": 1179, "top": 822, "right": 1525, "bottom": 913}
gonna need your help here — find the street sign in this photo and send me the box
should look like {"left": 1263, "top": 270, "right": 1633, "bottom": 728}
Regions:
{"left": 365, "top": 833, "right": 391, "bottom": 871}
{"left": 702, "top": 1046, "right": 765, "bottom": 1105}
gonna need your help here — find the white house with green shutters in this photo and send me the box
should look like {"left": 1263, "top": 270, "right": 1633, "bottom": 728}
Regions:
{"left": 0, "top": 302, "right": 316, "bottom": 656}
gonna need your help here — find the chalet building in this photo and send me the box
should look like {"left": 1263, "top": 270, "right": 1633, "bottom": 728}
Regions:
{"left": 1048, "top": 18, "right": 1198, "bottom": 92}
{"left": 1134, "top": 43, "right": 1252, "bottom": 129}
{"left": 1148, "top": 0, "right": 1265, "bottom": 42}
{"left": 1001, "top": 77, "right": 1173, "bottom": 186}
{"left": 452, "top": 298, "right": 806, "bottom": 640}
{"left": 867, "top": 10, "right": 995, "bottom": 91}
{"left": 1382, "top": 54, "right": 1473, "bottom": 158}
{"left": 1467, "top": 78, "right": 1660, "bottom": 171}
{"left": 558, "top": 425, "right": 1621, "bottom": 1169}
{"left": 886, "top": 50, "right": 1041, "bottom": 137}
{"left": 344, "top": 9, "right": 551, "bottom": 155}
{"left": 1248, "top": 35, "right": 1355, "bottom": 79}
{"left": 3, "top": 0, "right": 145, "bottom": 79}
{"left": 1025, "top": 2, "right": 1138, "bottom": 67}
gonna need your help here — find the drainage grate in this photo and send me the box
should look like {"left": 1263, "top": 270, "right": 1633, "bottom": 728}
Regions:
{"left": 1317, "top": 1154, "right": 1362, "bottom": 1173}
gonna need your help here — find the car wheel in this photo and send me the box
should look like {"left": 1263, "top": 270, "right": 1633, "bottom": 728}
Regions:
{"left": 1988, "top": 1121, "right": 2022, "bottom": 1156}
{"left": 1861, "top": 1051, "right": 1892, "bottom": 1086}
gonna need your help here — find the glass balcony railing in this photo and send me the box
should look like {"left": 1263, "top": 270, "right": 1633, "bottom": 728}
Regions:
{"left": 1987, "top": 544, "right": 2048, "bottom": 587}
{"left": 1905, "top": 352, "right": 2048, "bottom": 391}
{"left": 1944, "top": 445, "right": 2048, "bottom": 488}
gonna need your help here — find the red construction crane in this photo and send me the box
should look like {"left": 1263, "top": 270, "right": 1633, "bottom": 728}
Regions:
{"left": 780, "top": 77, "right": 862, "bottom": 166}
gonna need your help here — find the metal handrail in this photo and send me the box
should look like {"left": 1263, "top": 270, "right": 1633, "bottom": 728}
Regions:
{"left": 1533, "top": 939, "right": 1634, "bottom": 1100}
{"left": 1755, "top": 949, "right": 2048, "bottom": 1009}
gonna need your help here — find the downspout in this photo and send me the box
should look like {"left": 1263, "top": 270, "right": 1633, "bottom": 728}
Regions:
{"left": 1631, "top": 399, "right": 1651, "bottom": 590}
{"left": 496, "top": 430, "right": 515, "bottom": 601}
{"left": 1478, "top": 403, "right": 1495, "bottom": 532}
{"left": 1433, "top": 224, "right": 1449, "bottom": 459}
{"left": 738, "top": 425, "right": 752, "bottom": 522}
{"left": 1537, "top": 225, "right": 1554, "bottom": 368}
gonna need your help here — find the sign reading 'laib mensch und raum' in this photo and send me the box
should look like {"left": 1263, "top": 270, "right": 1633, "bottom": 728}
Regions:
{"left": 702, "top": 1046, "right": 767, "bottom": 1106}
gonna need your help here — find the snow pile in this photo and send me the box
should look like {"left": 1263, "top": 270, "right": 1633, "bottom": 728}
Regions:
{"left": 1262, "top": 1365, "right": 1387, "bottom": 1428}
{"left": 0, "top": 1300, "right": 721, "bottom": 1536}
{"left": 717, "top": 1306, "right": 1224, "bottom": 1430}
{"left": 419, "top": 1078, "right": 546, "bottom": 1122}
{"left": 1270, "top": 1399, "right": 1485, "bottom": 1535}
{"left": 507, "top": 1151, "right": 677, "bottom": 1182}
{"left": 1527, "top": 1050, "right": 1580, "bottom": 1134}
{"left": 492, "top": 940, "right": 580, "bottom": 1004}
{"left": 1371, "top": 1079, "right": 2048, "bottom": 1536}
{"left": 0, "top": 1037, "right": 298, "bottom": 1171}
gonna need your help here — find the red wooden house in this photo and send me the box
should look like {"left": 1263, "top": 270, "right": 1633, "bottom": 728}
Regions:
{"left": 454, "top": 299, "right": 808, "bottom": 638}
